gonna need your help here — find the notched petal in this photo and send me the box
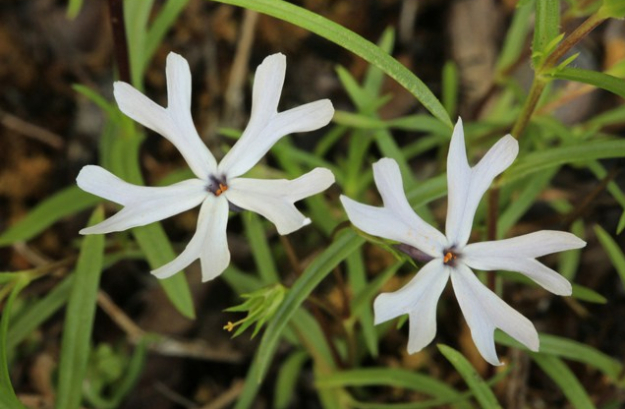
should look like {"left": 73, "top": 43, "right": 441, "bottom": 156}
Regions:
{"left": 451, "top": 264, "right": 539, "bottom": 366}
{"left": 225, "top": 168, "right": 334, "bottom": 235}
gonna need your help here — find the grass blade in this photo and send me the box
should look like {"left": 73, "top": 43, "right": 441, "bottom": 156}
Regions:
{"left": 500, "top": 139, "right": 625, "bottom": 186}
{"left": 0, "top": 186, "right": 100, "bottom": 247}
{"left": 550, "top": 67, "right": 625, "bottom": 98}
{"left": 438, "top": 344, "right": 502, "bottom": 409}
{"left": 594, "top": 224, "right": 625, "bottom": 288}
{"left": 531, "top": 354, "right": 596, "bottom": 409}
{"left": 0, "top": 277, "right": 29, "bottom": 409}
{"left": 255, "top": 230, "right": 364, "bottom": 381}
{"left": 210, "top": 0, "right": 452, "bottom": 127}
{"left": 496, "top": 332, "right": 622, "bottom": 381}
{"left": 56, "top": 207, "right": 106, "bottom": 409}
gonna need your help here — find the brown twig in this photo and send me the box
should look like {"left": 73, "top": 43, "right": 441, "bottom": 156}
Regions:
{"left": 96, "top": 290, "right": 243, "bottom": 363}
{"left": 223, "top": 9, "right": 259, "bottom": 127}
{"left": 279, "top": 235, "right": 302, "bottom": 276}
{"left": 199, "top": 380, "right": 245, "bottom": 409}
{"left": 0, "top": 110, "right": 64, "bottom": 150}
{"left": 560, "top": 166, "right": 621, "bottom": 229}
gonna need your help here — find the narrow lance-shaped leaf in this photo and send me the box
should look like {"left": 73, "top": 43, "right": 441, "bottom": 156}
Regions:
{"left": 594, "top": 224, "right": 625, "bottom": 289}
{"left": 255, "top": 230, "right": 364, "bottom": 381}
{"left": 210, "top": 0, "right": 452, "bottom": 128}
{"left": 0, "top": 186, "right": 101, "bottom": 247}
{"left": 0, "top": 276, "right": 29, "bottom": 409}
{"left": 56, "top": 207, "right": 106, "bottom": 409}
{"left": 499, "top": 139, "right": 625, "bottom": 186}
{"left": 550, "top": 67, "right": 625, "bottom": 99}
{"left": 438, "top": 344, "right": 503, "bottom": 409}
{"left": 531, "top": 354, "right": 596, "bottom": 409}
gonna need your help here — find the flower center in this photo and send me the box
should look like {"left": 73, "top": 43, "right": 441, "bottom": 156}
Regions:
{"left": 442, "top": 247, "right": 459, "bottom": 266}
{"left": 443, "top": 252, "right": 456, "bottom": 264}
{"left": 207, "top": 175, "right": 228, "bottom": 196}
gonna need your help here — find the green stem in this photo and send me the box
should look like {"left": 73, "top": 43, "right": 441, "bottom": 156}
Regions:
{"left": 541, "top": 12, "right": 605, "bottom": 72}
{"left": 510, "top": 11, "right": 606, "bottom": 139}
{"left": 510, "top": 78, "right": 547, "bottom": 138}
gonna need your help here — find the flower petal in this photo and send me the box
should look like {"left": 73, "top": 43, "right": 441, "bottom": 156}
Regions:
{"left": 218, "top": 54, "right": 334, "bottom": 178}
{"left": 463, "top": 257, "right": 572, "bottom": 296}
{"left": 77, "top": 165, "right": 207, "bottom": 234}
{"left": 114, "top": 53, "right": 217, "bottom": 179}
{"left": 374, "top": 259, "right": 449, "bottom": 354}
{"left": 462, "top": 231, "right": 585, "bottom": 295}
{"left": 445, "top": 118, "right": 518, "bottom": 247}
{"left": 463, "top": 230, "right": 586, "bottom": 259}
{"left": 151, "top": 196, "right": 230, "bottom": 282}
{"left": 451, "top": 263, "right": 539, "bottom": 366}
{"left": 225, "top": 168, "right": 334, "bottom": 235}
{"left": 374, "top": 158, "right": 448, "bottom": 248}
{"left": 340, "top": 196, "right": 444, "bottom": 258}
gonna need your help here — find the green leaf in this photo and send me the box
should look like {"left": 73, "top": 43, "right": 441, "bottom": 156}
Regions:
{"left": 144, "top": 0, "right": 190, "bottom": 67}
{"left": 56, "top": 207, "right": 106, "bottom": 409}
{"left": 210, "top": 0, "right": 452, "bottom": 127}
{"left": 315, "top": 368, "right": 464, "bottom": 399}
{"left": 594, "top": 224, "right": 625, "bottom": 287}
{"left": 497, "top": 169, "right": 557, "bottom": 238}
{"left": 531, "top": 354, "right": 596, "bottom": 409}
{"left": 8, "top": 275, "right": 72, "bottom": 351}
{"left": 618, "top": 210, "right": 625, "bottom": 234}
{"left": 587, "top": 161, "right": 625, "bottom": 211}
{"left": 438, "top": 345, "right": 502, "bottom": 409}
{"left": 255, "top": 230, "right": 364, "bottom": 381}
{"left": 442, "top": 61, "right": 458, "bottom": 117}
{"left": 243, "top": 213, "right": 279, "bottom": 285}
{"left": 550, "top": 67, "right": 625, "bottom": 98}
{"left": 346, "top": 251, "right": 377, "bottom": 357}
{"left": 364, "top": 27, "right": 395, "bottom": 96}
{"left": 496, "top": 332, "right": 622, "bottom": 381}
{"left": 274, "top": 351, "right": 308, "bottom": 409}
{"left": 289, "top": 309, "right": 336, "bottom": 370}
{"left": 350, "top": 262, "right": 401, "bottom": 318}
{"left": 496, "top": 0, "right": 534, "bottom": 73}
{"left": 7, "top": 250, "right": 143, "bottom": 352}
{"left": 0, "top": 277, "right": 29, "bottom": 408}
{"left": 0, "top": 186, "right": 100, "bottom": 247}
{"left": 66, "top": 0, "right": 84, "bottom": 19}
{"left": 131, "top": 224, "right": 196, "bottom": 319}
{"left": 124, "top": 0, "right": 155, "bottom": 88}
{"left": 533, "top": 0, "right": 561, "bottom": 67}
{"left": 73, "top": 84, "right": 120, "bottom": 119}
{"left": 598, "top": 0, "right": 625, "bottom": 19}
{"left": 500, "top": 139, "right": 625, "bottom": 186}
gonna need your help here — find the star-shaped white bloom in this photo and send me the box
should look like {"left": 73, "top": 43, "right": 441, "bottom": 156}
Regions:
{"left": 340, "top": 118, "right": 585, "bottom": 365}
{"left": 78, "top": 52, "right": 335, "bottom": 282}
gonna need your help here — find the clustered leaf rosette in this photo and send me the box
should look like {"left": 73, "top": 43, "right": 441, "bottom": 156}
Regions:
{"left": 340, "top": 118, "right": 586, "bottom": 365}
{"left": 77, "top": 52, "right": 335, "bottom": 282}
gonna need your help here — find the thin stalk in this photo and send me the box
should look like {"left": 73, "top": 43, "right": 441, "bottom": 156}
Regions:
{"left": 510, "top": 78, "right": 547, "bottom": 138}
{"left": 108, "top": 0, "right": 131, "bottom": 83}
{"left": 486, "top": 187, "right": 500, "bottom": 291}
{"left": 510, "top": 10, "right": 606, "bottom": 139}
{"left": 541, "top": 12, "right": 605, "bottom": 71}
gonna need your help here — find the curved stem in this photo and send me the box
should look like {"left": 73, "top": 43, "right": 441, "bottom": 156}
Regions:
{"left": 510, "top": 11, "right": 606, "bottom": 140}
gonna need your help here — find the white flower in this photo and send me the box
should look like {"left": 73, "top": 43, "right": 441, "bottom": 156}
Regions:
{"left": 340, "top": 118, "right": 585, "bottom": 365}
{"left": 78, "top": 52, "right": 335, "bottom": 282}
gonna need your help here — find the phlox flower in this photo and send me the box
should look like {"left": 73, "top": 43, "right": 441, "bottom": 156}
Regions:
{"left": 340, "top": 118, "right": 585, "bottom": 365}
{"left": 78, "top": 52, "right": 335, "bottom": 282}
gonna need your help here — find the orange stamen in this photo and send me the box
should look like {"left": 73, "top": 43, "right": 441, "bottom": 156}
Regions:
{"left": 215, "top": 183, "right": 228, "bottom": 196}
{"left": 443, "top": 252, "right": 454, "bottom": 264}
